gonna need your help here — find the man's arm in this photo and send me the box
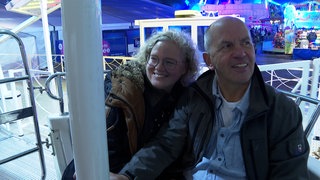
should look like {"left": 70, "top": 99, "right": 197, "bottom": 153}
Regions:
{"left": 269, "top": 94, "right": 310, "bottom": 179}
{"left": 119, "top": 104, "right": 189, "bottom": 179}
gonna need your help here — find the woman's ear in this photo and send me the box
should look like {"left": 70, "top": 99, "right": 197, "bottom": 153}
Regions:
{"left": 203, "top": 52, "right": 214, "bottom": 70}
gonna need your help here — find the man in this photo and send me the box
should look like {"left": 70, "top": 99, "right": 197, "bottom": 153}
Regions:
{"left": 113, "top": 16, "right": 310, "bottom": 180}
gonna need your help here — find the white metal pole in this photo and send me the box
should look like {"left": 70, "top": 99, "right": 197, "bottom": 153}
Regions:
{"left": 40, "top": 0, "right": 59, "bottom": 110}
{"left": 61, "top": 0, "right": 109, "bottom": 179}
{"left": 40, "top": 0, "right": 54, "bottom": 74}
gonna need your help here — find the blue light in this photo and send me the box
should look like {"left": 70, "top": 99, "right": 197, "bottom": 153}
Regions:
{"left": 191, "top": 4, "right": 201, "bottom": 11}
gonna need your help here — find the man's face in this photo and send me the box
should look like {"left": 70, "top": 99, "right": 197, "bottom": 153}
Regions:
{"left": 205, "top": 20, "right": 255, "bottom": 88}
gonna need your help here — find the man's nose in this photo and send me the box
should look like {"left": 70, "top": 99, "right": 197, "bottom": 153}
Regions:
{"left": 233, "top": 45, "right": 246, "bottom": 57}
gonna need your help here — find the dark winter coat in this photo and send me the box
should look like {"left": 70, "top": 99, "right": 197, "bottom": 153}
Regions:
{"left": 105, "top": 60, "right": 185, "bottom": 174}
{"left": 120, "top": 64, "right": 310, "bottom": 180}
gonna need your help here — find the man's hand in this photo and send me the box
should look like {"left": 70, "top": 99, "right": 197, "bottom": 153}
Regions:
{"left": 109, "top": 172, "right": 129, "bottom": 180}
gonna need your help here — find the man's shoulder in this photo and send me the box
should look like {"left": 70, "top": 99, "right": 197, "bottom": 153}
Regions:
{"left": 192, "top": 70, "right": 214, "bottom": 89}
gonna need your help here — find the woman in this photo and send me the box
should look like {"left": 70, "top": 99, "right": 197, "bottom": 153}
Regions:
{"left": 62, "top": 30, "right": 200, "bottom": 179}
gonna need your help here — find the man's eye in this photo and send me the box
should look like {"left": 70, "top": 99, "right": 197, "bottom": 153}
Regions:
{"left": 221, "top": 43, "right": 232, "bottom": 49}
{"left": 244, "top": 41, "right": 252, "bottom": 47}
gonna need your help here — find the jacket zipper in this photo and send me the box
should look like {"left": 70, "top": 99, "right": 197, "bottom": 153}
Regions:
{"left": 190, "top": 84, "right": 216, "bottom": 164}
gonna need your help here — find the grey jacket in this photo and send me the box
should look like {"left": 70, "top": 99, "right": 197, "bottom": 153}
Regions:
{"left": 120, "top": 64, "right": 310, "bottom": 180}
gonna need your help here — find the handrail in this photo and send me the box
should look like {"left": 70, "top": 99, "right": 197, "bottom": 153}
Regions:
{"left": 258, "top": 61, "right": 311, "bottom": 96}
{"left": 278, "top": 89, "right": 320, "bottom": 138}
{"left": 45, "top": 70, "right": 111, "bottom": 115}
{"left": 45, "top": 72, "right": 66, "bottom": 114}
{"left": 0, "top": 29, "right": 46, "bottom": 179}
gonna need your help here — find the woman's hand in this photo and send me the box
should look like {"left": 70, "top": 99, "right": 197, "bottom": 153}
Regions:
{"left": 73, "top": 172, "right": 128, "bottom": 180}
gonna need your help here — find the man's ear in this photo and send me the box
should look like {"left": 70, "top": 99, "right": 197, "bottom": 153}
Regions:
{"left": 203, "top": 52, "right": 214, "bottom": 70}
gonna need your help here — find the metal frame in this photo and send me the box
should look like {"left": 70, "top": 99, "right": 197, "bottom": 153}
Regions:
{"left": 0, "top": 29, "right": 46, "bottom": 179}
{"left": 278, "top": 89, "right": 320, "bottom": 138}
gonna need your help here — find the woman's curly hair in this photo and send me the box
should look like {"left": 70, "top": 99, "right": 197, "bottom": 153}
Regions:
{"left": 133, "top": 30, "right": 201, "bottom": 86}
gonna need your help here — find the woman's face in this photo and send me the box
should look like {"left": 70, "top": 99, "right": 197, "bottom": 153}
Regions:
{"left": 146, "top": 40, "right": 187, "bottom": 92}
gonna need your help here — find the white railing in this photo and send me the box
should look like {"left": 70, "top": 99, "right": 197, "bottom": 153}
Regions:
{"left": 258, "top": 61, "right": 311, "bottom": 96}
{"left": 258, "top": 58, "right": 320, "bottom": 100}
{"left": 310, "top": 58, "right": 320, "bottom": 100}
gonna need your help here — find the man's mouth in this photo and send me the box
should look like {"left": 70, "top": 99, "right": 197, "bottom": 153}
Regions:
{"left": 233, "top": 63, "right": 248, "bottom": 68}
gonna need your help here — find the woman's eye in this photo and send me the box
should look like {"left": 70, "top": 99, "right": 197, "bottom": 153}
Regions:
{"left": 165, "top": 60, "right": 176, "bottom": 65}
{"left": 150, "top": 57, "right": 158, "bottom": 62}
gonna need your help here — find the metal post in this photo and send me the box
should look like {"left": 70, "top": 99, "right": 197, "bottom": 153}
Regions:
{"left": 60, "top": 0, "right": 109, "bottom": 179}
{"left": 40, "top": 0, "right": 58, "bottom": 100}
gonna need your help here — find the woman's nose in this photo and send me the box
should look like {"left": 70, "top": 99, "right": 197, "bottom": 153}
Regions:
{"left": 155, "top": 60, "right": 166, "bottom": 70}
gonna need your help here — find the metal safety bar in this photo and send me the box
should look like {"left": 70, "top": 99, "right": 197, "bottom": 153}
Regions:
{"left": 278, "top": 89, "right": 320, "bottom": 138}
{"left": 45, "top": 70, "right": 111, "bottom": 115}
{"left": 45, "top": 72, "right": 66, "bottom": 115}
{"left": 0, "top": 29, "right": 46, "bottom": 179}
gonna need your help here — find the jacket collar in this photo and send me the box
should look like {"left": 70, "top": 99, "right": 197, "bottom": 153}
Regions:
{"left": 195, "top": 64, "right": 269, "bottom": 120}
{"left": 246, "top": 64, "right": 269, "bottom": 120}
